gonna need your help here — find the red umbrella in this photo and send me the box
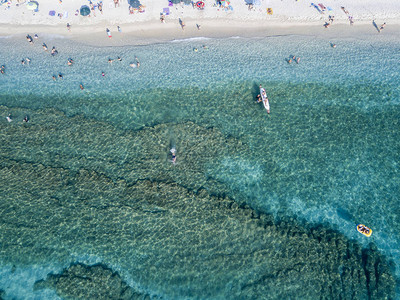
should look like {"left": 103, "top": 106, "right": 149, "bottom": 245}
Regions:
{"left": 196, "top": 1, "right": 204, "bottom": 9}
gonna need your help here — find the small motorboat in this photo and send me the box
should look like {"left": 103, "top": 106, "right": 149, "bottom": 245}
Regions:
{"left": 259, "top": 85, "right": 270, "bottom": 114}
{"left": 357, "top": 224, "right": 372, "bottom": 237}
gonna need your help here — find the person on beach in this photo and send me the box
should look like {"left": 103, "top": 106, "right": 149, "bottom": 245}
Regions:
{"left": 330, "top": 43, "right": 337, "bottom": 48}
{"left": 42, "top": 43, "right": 48, "bottom": 51}
{"left": 114, "top": 0, "right": 119, "bottom": 8}
{"left": 129, "top": 5, "right": 134, "bottom": 14}
{"left": 6, "top": 114, "right": 12, "bottom": 122}
{"left": 67, "top": 23, "right": 71, "bottom": 31}
{"left": 160, "top": 14, "right": 165, "bottom": 23}
{"left": 98, "top": 2, "right": 103, "bottom": 14}
{"left": 380, "top": 22, "right": 386, "bottom": 31}
{"left": 117, "top": 26, "right": 122, "bottom": 32}
{"left": 34, "top": 34, "right": 38, "bottom": 39}
{"left": 179, "top": 18, "right": 185, "bottom": 30}
{"left": 106, "top": 28, "right": 112, "bottom": 38}
{"left": 196, "top": 23, "right": 201, "bottom": 30}
{"left": 90, "top": 2, "right": 96, "bottom": 17}
{"left": 323, "top": 22, "right": 330, "bottom": 28}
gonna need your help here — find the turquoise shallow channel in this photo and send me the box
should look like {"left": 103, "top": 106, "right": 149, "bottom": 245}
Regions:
{"left": 0, "top": 33, "right": 399, "bottom": 299}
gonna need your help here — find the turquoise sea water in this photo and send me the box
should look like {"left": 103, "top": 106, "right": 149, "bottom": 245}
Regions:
{"left": 0, "top": 33, "right": 399, "bottom": 299}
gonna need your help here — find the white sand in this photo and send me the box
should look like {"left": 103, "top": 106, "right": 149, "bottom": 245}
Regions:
{"left": 1, "top": 0, "right": 399, "bottom": 45}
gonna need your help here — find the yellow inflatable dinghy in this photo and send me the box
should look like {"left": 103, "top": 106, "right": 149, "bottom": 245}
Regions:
{"left": 357, "top": 224, "right": 372, "bottom": 237}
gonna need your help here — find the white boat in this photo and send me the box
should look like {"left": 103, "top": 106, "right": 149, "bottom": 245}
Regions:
{"left": 259, "top": 86, "right": 270, "bottom": 113}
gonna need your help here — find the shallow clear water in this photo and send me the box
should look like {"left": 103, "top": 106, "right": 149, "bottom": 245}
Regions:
{"left": 0, "top": 33, "right": 399, "bottom": 299}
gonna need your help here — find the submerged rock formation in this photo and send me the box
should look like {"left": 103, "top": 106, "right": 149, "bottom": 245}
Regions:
{"left": 34, "top": 263, "right": 151, "bottom": 300}
{"left": 0, "top": 106, "right": 396, "bottom": 299}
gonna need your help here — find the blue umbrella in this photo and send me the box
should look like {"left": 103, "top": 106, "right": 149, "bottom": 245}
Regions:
{"left": 128, "top": 0, "right": 141, "bottom": 8}
{"left": 80, "top": 5, "right": 90, "bottom": 16}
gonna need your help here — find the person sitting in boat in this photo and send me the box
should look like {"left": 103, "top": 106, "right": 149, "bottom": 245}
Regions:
{"left": 256, "top": 94, "right": 262, "bottom": 103}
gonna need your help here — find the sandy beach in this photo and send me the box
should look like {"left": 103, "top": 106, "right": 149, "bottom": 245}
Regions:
{"left": 1, "top": 0, "right": 400, "bottom": 45}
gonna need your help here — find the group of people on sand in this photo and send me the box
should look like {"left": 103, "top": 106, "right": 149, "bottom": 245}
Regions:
{"left": 323, "top": 15, "right": 335, "bottom": 28}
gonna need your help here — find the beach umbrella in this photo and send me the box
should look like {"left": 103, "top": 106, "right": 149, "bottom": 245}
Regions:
{"left": 196, "top": 1, "right": 204, "bottom": 8}
{"left": 128, "top": 0, "right": 141, "bottom": 8}
{"left": 26, "top": 1, "right": 38, "bottom": 10}
{"left": 80, "top": 5, "right": 90, "bottom": 16}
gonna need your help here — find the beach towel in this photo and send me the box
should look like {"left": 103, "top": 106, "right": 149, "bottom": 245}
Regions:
{"left": 318, "top": 3, "right": 326, "bottom": 10}
{"left": 163, "top": 7, "right": 170, "bottom": 15}
{"left": 310, "top": 3, "right": 322, "bottom": 14}
{"left": 267, "top": 7, "right": 272, "bottom": 15}
{"left": 49, "top": 10, "right": 56, "bottom": 16}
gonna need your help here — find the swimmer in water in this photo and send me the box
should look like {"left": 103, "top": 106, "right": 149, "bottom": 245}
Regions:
{"left": 34, "top": 34, "right": 38, "bottom": 39}
{"left": 58, "top": 73, "right": 63, "bottom": 79}
{"left": 67, "top": 58, "right": 74, "bottom": 66}
{"left": 80, "top": 84, "right": 84, "bottom": 90}
{"left": 23, "top": 116, "right": 29, "bottom": 123}
{"left": 0, "top": 65, "right": 5, "bottom": 74}
{"left": 295, "top": 57, "right": 300, "bottom": 64}
{"left": 101, "top": 71, "right": 105, "bottom": 76}
{"left": 193, "top": 48, "right": 198, "bottom": 52}
{"left": 170, "top": 148, "right": 177, "bottom": 164}
{"left": 108, "top": 58, "right": 113, "bottom": 64}
{"left": 42, "top": 43, "right": 48, "bottom": 51}
{"left": 21, "top": 59, "right": 25, "bottom": 65}
{"left": 117, "top": 57, "right": 122, "bottom": 61}
{"left": 135, "top": 57, "right": 140, "bottom": 68}
{"left": 6, "top": 114, "right": 12, "bottom": 122}
{"left": 52, "top": 75, "right": 56, "bottom": 81}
